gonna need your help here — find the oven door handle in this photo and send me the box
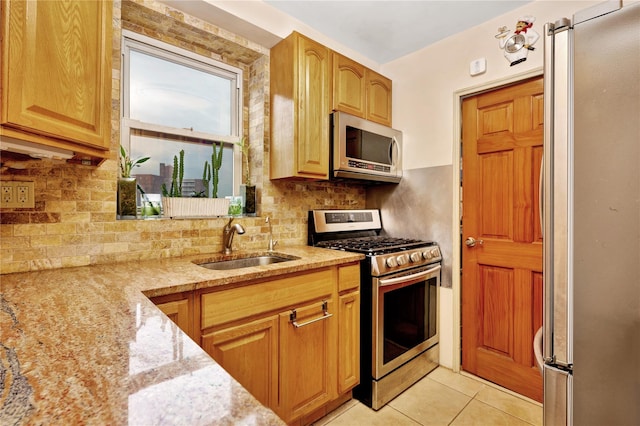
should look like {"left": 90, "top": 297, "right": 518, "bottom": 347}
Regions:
{"left": 378, "top": 264, "right": 441, "bottom": 287}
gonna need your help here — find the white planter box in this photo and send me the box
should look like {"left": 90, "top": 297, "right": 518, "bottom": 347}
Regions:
{"left": 161, "top": 197, "right": 230, "bottom": 218}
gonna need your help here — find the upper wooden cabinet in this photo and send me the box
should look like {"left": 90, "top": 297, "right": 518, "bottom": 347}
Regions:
{"left": 0, "top": 0, "right": 112, "bottom": 161}
{"left": 332, "top": 53, "right": 366, "bottom": 118}
{"left": 332, "top": 53, "right": 393, "bottom": 127}
{"left": 270, "top": 31, "right": 331, "bottom": 180}
{"left": 270, "top": 33, "right": 394, "bottom": 181}
{"left": 365, "top": 69, "right": 393, "bottom": 127}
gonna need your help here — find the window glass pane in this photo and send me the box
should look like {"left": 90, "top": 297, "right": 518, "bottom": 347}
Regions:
{"left": 129, "top": 49, "right": 233, "bottom": 135}
{"left": 130, "top": 130, "right": 234, "bottom": 198}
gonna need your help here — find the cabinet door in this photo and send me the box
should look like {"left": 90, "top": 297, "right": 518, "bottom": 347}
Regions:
{"left": 338, "top": 290, "right": 360, "bottom": 393}
{"left": 366, "top": 69, "right": 392, "bottom": 127}
{"left": 296, "top": 35, "right": 330, "bottom": 177}
{"left": 151, "top": 292, "right": 195, "bottom": 340}
{"left": 332, "top": 53, "right": 366, "bottom": 118}
{"left": 279, "top": 299, "right": 337, "bottom": 422}
{"left": 201, "top": 316, "right": 279, "bottom": 408}
{"left": 1, "top": 0, "right": 112, "bottom": 151}
{"left": 155, "top": 299, "right": 191, "bottom": 336}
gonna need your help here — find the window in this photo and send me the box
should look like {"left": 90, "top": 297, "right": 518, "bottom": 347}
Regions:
{"left": 121, "top": 31, "right": 243, "bottom": 200}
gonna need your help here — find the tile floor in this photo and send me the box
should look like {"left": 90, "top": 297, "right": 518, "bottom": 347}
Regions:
{"left": 314, "top": 367, "right": 542, "bottom": 426}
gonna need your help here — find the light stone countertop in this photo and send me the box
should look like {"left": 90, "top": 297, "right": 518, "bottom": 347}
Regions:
{"left": 0, "top": 246, "right": 364, "bottom": 425}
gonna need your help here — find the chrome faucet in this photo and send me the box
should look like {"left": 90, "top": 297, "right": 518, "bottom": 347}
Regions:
{"left": 223, "top": 218, "right": 245, "bottom": 255}
{"left": 265, "top": 216, "right": 278, "bottom": 252}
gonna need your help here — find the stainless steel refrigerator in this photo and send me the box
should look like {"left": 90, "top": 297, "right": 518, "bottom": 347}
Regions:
{"left": 540, "top": 1, "right": 640, "bottom": 424}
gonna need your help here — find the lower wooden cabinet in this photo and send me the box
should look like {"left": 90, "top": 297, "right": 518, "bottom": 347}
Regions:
{"left": 338, "top": 290, "right": 360, "bottom": 393}
{"left": 201, "top": 316, "right": 279, "bottom": 408}
{"left": 152, "top": 262, "right": 361, "bottom": 424}
{"left": 150, "top": 292, "right": 194, "bottom": 341}
{"left": 279, "top": 300, "right": 337, "bottom": 421}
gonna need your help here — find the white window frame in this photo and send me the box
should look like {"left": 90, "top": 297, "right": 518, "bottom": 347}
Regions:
{"left": 120, "top": 30, "right": 243, "bottom": 194}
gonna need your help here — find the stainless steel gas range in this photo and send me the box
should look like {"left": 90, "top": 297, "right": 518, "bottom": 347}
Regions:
{"left": 308, "top": 209, "right": 441, "bottom": 410}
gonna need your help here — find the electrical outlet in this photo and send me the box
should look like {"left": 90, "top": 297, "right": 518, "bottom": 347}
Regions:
{"left": 0, "top": 181, "right": 35, "bottom": 208}
{"left": 1, "top": 182, "right": 14, "bottom": 207}
{"left": 16, "top": 182, "right": 35, "bottom": 208}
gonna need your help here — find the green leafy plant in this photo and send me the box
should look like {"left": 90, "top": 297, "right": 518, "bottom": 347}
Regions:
{"left": 119, "top": 145, "right": 150, "bottom": 178}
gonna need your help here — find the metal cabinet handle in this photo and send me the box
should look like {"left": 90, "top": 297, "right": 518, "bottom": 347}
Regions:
{"left": 290, "top": 300, "right": 332, "bottom": 328}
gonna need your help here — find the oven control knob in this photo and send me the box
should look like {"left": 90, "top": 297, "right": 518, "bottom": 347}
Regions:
{"left": 423, "top": 251, "right": 432, "bottom": 260}
{"left": 410, "top": 252, "right": 422, "bottom": 263}
{"left": 396, "top": 254, "right": 409, "bottom": 266}
{"left": 430, "top": 248, "right": 440, "bottom": 258}
{"left": 386, "top": 257, "right": 398, "bottom": 268}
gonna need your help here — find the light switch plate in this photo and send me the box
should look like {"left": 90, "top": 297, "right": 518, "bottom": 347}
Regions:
{"left": 470, "top": 58, "right": 487, "bottom": 76}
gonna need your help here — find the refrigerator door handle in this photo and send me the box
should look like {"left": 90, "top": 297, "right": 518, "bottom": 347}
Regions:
{"left": 543, "top": 21, "right": 556, "bottom": 364}
{"left": 543, "top": 20, "right": 573, "bottom": 367}
{"left": 539, "top": 156, "right": 544, "bottom": 235}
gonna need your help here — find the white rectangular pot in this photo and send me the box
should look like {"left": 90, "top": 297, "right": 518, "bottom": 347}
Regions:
{"left": 161, "top": 197, "right": 230, "bottom": 218}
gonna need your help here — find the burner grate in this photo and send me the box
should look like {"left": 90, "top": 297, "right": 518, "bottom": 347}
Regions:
{"left": 316, "top": 236, "right": 433, "bottom": 254}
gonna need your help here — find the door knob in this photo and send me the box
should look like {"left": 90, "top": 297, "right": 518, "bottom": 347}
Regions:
{"left": 465, "top": 237, "right": 484, "bottom": 247}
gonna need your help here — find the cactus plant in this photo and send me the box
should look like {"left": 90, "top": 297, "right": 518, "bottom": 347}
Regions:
{"left": 211, "top": 142, "right": 223, "bottom": 198}
{"left": 202, "top": 161, "right": 212, "bottom": 198}
{"left": 161, "top": 149, "right": 185, "bottom": 197}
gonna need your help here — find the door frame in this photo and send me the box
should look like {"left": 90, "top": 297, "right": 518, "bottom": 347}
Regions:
{"left": 450, "top": 67, "right": 543, "bottom": 372}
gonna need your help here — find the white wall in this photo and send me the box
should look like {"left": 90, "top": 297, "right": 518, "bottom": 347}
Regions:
{"left": 382, "top": 0, "right": 600, "bottom": 171}
{"left": 379, "top": 0, "right": 601, "bottom": 369}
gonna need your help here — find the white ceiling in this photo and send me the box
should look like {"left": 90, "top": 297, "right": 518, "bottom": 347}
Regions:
{"left": 159, "top": 1, "right": 534, "bottom": 65}
{"left": 264, "top": 1, "right": 533, "bottom": 63}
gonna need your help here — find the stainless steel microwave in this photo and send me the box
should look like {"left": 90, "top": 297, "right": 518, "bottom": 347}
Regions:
{"left": 331, "top": 111, "right": 402, "bottom": 183}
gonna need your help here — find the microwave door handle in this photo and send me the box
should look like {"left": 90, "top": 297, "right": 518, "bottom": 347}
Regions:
{"left": 389, "top": 137, "right": 399, "bottom": 165}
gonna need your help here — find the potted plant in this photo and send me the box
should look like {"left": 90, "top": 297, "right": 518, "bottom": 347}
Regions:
{"left": 237, "top": 137, "right": 256, "bottom": 215}
{"left": 161, "top": 145, "right": 230, "bottom": 218}
{"left": 118, "top": 145, "right": 149, "bottom": 219}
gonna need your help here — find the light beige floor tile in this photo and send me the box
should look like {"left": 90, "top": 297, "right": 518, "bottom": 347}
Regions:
{"left": 312, "top": 399, "right": 359, "bottom": 426}
{"left": 427, "top": 367, "right": 487, "bottom": 397}
{"left": 474, "top": 386, "right": 542, "bottom": 426}
{"left": 451, "top": 399, "right": 533, "bottom": 426}
{"left": 387, "top": 377, "right": 472, "bottom": 425}
{"left": 321, "top": 402, "right": 420, "bottom": 426}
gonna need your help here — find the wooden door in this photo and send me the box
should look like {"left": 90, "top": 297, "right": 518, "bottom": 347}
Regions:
{"left": 461, "top": 77, "right": 544, "bottom": 402}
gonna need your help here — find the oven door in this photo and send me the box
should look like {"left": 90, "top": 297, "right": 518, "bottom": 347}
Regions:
{"left": 372, "top": 263, "right": 440, "bottom": 379}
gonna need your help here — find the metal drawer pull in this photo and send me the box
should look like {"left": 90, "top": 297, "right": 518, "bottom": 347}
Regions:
{"left": 290, "top": 301, "right": 332, "bottom": 328}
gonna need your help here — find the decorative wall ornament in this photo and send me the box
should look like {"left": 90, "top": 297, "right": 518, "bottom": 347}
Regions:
{"left": 495, "top": 16, "right": 540, "bottom": 66}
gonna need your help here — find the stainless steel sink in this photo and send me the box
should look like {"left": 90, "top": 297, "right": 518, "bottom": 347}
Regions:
{"left": 196, "top": 254, "right": 298, "bottom": 270}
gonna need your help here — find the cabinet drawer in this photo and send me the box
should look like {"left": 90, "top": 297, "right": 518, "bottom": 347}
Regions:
{"left": 201, "top": 268, "right": 334, "bottom": 329}
{"left": 338, "top": 263, "right": 360, "bottom": 293}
